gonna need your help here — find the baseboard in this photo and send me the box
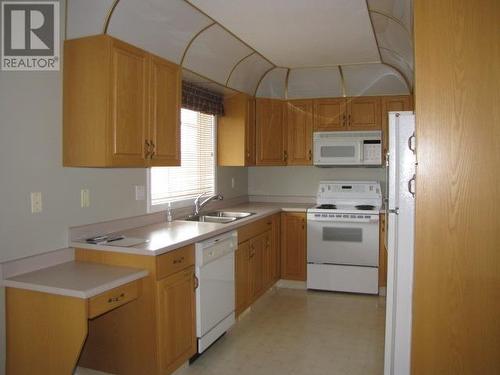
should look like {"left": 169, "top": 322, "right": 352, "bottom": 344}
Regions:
{"left": 276, "top": 279, "right": 307, "bottom": 289}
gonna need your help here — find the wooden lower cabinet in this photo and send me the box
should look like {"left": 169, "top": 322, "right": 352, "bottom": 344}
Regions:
{"left": 156, "top": 266, "right": 196, "bottom": 374}
{"left": 281, "top": 212, "right": 307, "bottom": 281}
{"left": 75, "top": 246, "right": 196, "bottom": 375}
{"left": 235, "top": 215, "right": 280, "bottom": 316}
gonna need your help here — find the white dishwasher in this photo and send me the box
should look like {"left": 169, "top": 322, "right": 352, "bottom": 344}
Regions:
{"left": 195, "top": 230, "right": 237, "bottom": 353}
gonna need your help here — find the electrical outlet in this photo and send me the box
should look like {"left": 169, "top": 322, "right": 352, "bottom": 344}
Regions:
{"left": 81, "top": 189, "right": 90, "bottom": 208}
{"left": 135, "top": 185, "right": 145, "bottom": 201}
{"left": 231, "top": 177, "right": 235, "bottom": 189}
{"left": 30, "top": 192, "right": 42, "bottom": 213}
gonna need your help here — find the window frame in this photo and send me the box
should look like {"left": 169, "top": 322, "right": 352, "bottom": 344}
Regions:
{"left": 147, "top": 112, "right": 218, "bottom": 213}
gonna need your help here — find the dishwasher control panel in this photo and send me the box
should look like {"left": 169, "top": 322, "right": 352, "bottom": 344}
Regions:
{"left": 195, "top": 231, "right": 237, "bottom": 267}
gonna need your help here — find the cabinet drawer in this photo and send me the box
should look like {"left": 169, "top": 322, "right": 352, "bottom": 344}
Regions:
{"left": 88, "top": 280, "right": 141, "bottom": 319}
{"left": 238, "top": 216, "right": 273, "bottom": 244}
{"left": 156, "top": 245, "right": 195, "bottom": 279}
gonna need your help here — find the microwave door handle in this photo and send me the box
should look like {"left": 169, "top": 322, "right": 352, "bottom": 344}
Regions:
{"left": 359, "top": 141, "right": 364, "bottom": 161}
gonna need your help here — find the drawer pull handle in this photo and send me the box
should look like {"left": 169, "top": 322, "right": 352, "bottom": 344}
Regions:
{"left": 173, "top": 256, "right": 185, "bottom": 264}
{"left": 108, "top": 293, "right": 125, "bottom": 303}
{"left": 194, "top": 275, "right": 199, "bottom": 290}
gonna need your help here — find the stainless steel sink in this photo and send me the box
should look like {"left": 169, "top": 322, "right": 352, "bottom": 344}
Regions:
{"left": 183, "top": 211, "right": 255, "bottom": 224}
{"left": 204, "top": 211, "right": 254, "bottom": 219}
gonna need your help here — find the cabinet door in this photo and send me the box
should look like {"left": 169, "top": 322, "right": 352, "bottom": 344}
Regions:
{"left": 271, "top": 214, "right": 281, "bottom": 283}
{"left": 256, "top": 98, "right": 286, "bottom": 165}
{"left": 347, "top": 97, "right": 381, "bottom": 130}
{"left": 109, "top": 39, "right": 149, "bottom": 166}
{"left": 313, "top": 98, "right": 346, "bottom": 131}
{"left": 381, "top": 95, "right": 413, "bottom": 161}
{"left": 149, "top": 55, "right": 181, "bottom": 166}
{"left": 287, "top": 100, "right": 313, "bottom": 165}
{"left": 281, "top": 212, "right": 307, "bottom": 281}
{"left": 261, "top": 231, "right": 273, "bottom": 289}
{"left": 156, "top": 267, "right": 196, "bottom": 374}
{"left": 245, "top": 97, "right": 256, "bottom": 166}
{"left": 249, "top": 234, "right": 265, "bottom": 301}
{"left": 235, "top": 241, "right": 250, "bottom": 315}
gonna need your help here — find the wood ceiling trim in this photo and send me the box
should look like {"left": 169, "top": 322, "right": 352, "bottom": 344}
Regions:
{"left": 369, "top": 9, "right": 412, "bottom": 39}
{"left": 103, "top": 0, "right": 121, "bottom": 34}
{"left": 179, "top": 22, "right": 217, "bottom": 66}
{"left": 253, "top": 66, "right": 277, "bottom": 97}
{"left": 225, "top": 52, "right": 256, "bottom": 86}
{"left": 338, "top": 65, "right": 347, "bottom": 98}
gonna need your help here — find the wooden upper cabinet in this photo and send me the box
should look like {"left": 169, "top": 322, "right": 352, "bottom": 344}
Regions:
{"left": 286, "top": 100, "right": 313, "bottom": 165}
{"left": 281, "top": 212, "right": 307, "bottom": 281}
{"left": 148, "top": 55, "right": 181, "bottom": 167}
{"left": 109, "top": 40, "right": 149, "bottom": 166}
{"left": 347, "top": 96, "right": 382, "bottom": 130}
{"left": 63, "top": 35, "right": 180, "bottom": 167}
{"left": 313, "top": 98, "right": 346, "bottom": 131}
{"left": 217, "top": 93, "right": 256, "bottom": 166}
{"left": 255, "top": 98, "right": 286, "bottom": 165}
{"left": 380, "top": 95, "right": 413, "bottom": 160}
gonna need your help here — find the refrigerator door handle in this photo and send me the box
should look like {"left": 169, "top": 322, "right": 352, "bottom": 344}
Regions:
{"left": 408, "top": 174, "right": 416, "bottom": 198}
{"left": 408, "top": 133, "right": 416, "bottom": 154}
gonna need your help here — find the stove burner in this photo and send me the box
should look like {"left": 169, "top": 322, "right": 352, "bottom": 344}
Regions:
{"left": 317, "top": 204, "right": 337, "bottom": 209}
{"left": 355, "top": 205, "right": 375, "bottom": 210}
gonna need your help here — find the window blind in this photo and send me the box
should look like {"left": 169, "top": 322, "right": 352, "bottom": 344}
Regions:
{"left": 151, "top": 109, "right": 215, "bottom": 205}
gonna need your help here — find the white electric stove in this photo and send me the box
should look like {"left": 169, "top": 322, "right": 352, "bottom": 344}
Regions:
{"left": 307, "top": 181, "right": 382, "bottom": 294}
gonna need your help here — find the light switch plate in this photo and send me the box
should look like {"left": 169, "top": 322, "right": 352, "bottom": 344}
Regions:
{"left": 81, "top": 189, "right": 90, "bottom": 208}
{"left": 31, "top": 192, "right": 42, "bottom": 213}
{"left": 135, "top": 185, "right": 145, "bottom": 201}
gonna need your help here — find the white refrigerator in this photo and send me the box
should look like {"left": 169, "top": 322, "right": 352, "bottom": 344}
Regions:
{"left": 384, "top": 112, "right": 416, "bottom": 375}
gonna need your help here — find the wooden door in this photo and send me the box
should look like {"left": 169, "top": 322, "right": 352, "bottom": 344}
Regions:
{"left": 148, "top": 55, "right": 181, "bottom": 166}
{"left": 109, "top": 39, "right": 149, "bottom": 166}
{"left": 235, "top": 241, "right": 250, "bottom": 315}
{"left": 286, "top": 100, "right": 313, "bottom": 165}
{"left": 261, "top": 231, "right": 273, "bottom": 289}
{"left": 347, "top": 97, "right": 381, "bottom": 130}
{"left": 156, "top": 267, "right": 196, "bottom": 374}
{"left": 281, "top": 213, "right": 307, "bottom": 281}
{"left": 245, "top": 97, "right": 256, "bottom": 166}
{"left": 412, "top": 1, "right": 500, "bottom": 373}
{"left": 255, "top": 98, "right": 286, "bottom": 165}
{"left": 313, "top": 98, "right": 346, "bottom": 131}
{"left": 381, "top": 95, "right": 412, "bottom": 162}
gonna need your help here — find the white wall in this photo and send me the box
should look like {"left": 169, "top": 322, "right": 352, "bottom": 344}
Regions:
{"left": 248, "top": 166, "right": 386, "bottom": 197}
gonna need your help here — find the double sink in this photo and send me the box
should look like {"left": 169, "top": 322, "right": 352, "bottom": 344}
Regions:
{"left": 183, "top": 211, "right": 255, "bottom": 224}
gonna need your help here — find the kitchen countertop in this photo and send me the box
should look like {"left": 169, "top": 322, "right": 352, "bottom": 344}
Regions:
{"left": 71, "top": 202, "right": 312, "bottom": 256}
{"left": 3, "top": 261, "right": 148, "bottom": 298}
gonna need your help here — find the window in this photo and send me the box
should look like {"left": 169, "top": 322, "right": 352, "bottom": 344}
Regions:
{"left": 150, "top": 108, "right": 215, "bottom": 209}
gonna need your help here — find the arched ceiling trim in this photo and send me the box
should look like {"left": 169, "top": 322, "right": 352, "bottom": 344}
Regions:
{"left": 227, "top": 54, "right": 273, "bottom": 95}
{"left": 381, "top": 62, "right": 412, "bottom": 91}
{"left": 368, "top": 9, "right": 411, "bottom": 38}
{"left": 103, "top": 0, "right": 120, "bottom": 33}
{"left": 225, "top": 52, "right": 256, "bottom": 85}
{"left": 284, "top": 68, "right": 291, "bottom": 100}
{"left": 180, "top": 22, "right": 217, "bottom": 65}
{"left": 181, "top": 0, "right": 277, "bottom": 68}
{"left": 338, "top": 66, "right": 347, "bottom": 97}
{"left": 254, "top": 67, "right": 277, "bottom": 97}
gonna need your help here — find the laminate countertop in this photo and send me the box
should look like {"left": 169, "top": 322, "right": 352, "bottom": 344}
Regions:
{"left": 71, "top": 202, "right": 313, "bottom": 257}
{"left": 3, "top": 261, "right": 148, "bottom": 298}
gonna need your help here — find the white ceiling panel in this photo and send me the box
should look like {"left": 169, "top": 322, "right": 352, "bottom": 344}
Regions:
{"left": 343, "top": 64, "right": 409, "bottom": 96}
{"left": 372, "top": 13, "right": 413, "bottom": 68}
{"left": 187, "top": 0, "right": 380, "bottom": 67}
{"left": 227, "top": 54, "right": 274, "bottom": 95}
{"left": 368, "top": 0, "right": 413, "bottom": 33}
{"left": 256, "top": 68, "right": 287, "bottom": 98}
{"left": 107, "top": 0, "right": 212, "bottom": 63}
{"left": 287, "top": 67, "right": 343, "bottom": 99}
{"left": 380, "top": 50, "right": 414, "bottom": 87}
{"left": 183, "top": 25, "right": 253, "bottom": 85}
{"left": 66, "top": 0, "right": 114, "bottom": 39}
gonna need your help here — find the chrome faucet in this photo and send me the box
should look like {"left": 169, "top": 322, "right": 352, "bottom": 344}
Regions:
{"left": 194, "top": 192, "right": 223, "bottom": 216}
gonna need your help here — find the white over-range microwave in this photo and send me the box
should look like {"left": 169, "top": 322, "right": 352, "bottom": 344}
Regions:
{"left": 313, "top": 131, "right": 382, "bottom": 166}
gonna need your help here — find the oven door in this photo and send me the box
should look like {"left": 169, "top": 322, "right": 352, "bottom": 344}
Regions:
{"left": 307, "top": 216, "right": 379, "bottom": 266}
{"left": 314, "top": 139, "right": 362, "bottom": 165}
